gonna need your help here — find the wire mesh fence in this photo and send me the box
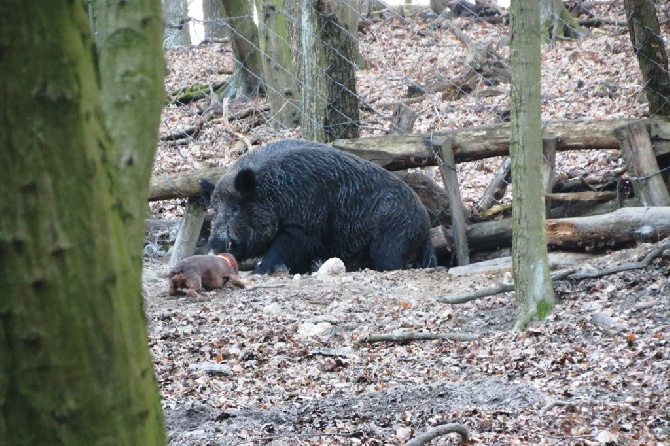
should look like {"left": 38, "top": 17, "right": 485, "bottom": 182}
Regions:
{"left": 155, "top": 0, "right": 670, "bottom": 232}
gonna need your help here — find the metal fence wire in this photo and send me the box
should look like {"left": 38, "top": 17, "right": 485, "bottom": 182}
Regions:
{"left": 156, "top": 0, "right": 669, "bottom": 222}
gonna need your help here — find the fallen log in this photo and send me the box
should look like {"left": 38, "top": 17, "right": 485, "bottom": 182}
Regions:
{"left": 464, "top": 207, "right": 670, "bottom": 252}
{"left": 332, "top": 118, "right": 670, "bottom": 170}
{"left": 149, "top": 166, "right": 228, "bottom": 201}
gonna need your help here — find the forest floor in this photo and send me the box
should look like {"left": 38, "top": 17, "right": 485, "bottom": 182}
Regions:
{"left": 145, "top": 3, "right": 670, "bottom": 445}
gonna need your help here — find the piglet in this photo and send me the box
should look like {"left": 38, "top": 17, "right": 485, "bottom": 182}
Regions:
{"left": 165, "top": 253, "right": 246, "bottom": 298}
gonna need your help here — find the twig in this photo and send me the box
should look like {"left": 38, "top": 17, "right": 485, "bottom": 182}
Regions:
{"left": 406, "top": 423, "right": 470, "bottom": 446}
{"left": 357, "top": 332, "right": 478, "bottom": 344}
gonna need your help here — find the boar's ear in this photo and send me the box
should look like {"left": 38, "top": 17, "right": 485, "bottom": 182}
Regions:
{"left": 234, "top": 168, "right": 257, "bottom": 197}
{"left": 199, "top": 179, "right": 216, "bottom": 207}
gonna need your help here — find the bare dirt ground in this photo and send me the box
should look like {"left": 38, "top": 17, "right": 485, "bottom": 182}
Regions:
{"left": 146, "top": 4, "right": 670, "bottom": 445}
{"left": 144, "top": 244, "right": 669, "bottom": 445}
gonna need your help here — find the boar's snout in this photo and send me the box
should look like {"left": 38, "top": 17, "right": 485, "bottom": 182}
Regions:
{"left": 208, "top": 229, "right": 238, "bottom": 254}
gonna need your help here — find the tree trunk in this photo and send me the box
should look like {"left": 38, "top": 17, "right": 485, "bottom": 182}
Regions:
{"left": 255, "top": 0, "right": 301, "bottom": 128}
{"left": 220, "top": 0, "right": 265, "bottom": 100}
{"left": 299, "top": 0, "right": 359, "bottom": 142}
{"left": 623, "top": 0, "right": 670, "bottom": 117}
{"left": 510, "top": 0, "right": 555, "bottom": 330}
{"left": 540, "top": 0, "right": 584, "bottom": 42}
{"left": 203, "top": 0, "right": 227, "bottom": 40}
{"left": 0, "top": 1, "right": 166, "bottom": 444}
{"left": 162, "top": 0, "right": 191, "bottom": 47}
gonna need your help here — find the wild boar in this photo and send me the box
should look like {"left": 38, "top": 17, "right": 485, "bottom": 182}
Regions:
{"left": 200, "top": 139, "right": 437, "bottom": 274}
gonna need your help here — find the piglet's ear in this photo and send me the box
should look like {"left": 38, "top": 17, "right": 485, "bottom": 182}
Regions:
{"left": 234, "top": 168, "right": 257, "bottom": 197}
{"left": 199, "top": 179, "right": 216, "bottom": 207}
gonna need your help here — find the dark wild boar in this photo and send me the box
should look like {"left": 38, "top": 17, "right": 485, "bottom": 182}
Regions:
{"left": 166, "top": 253, "right": 246, "bottom": 298}
{"left": 200, "top": 139, "right": 437, "bottom": 274}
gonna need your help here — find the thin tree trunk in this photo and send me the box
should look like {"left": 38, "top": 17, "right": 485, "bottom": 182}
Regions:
{"left": 623, "top": 0, "right": 670, "bottom": 117}
{"left": 0, "top": 1, "right": 166, "bottom": 444}
{"left": 203, "top": 0, "right": 227, "bottom": 40}
{"left": 162, "top": 0, "right": 191, "bottom": 47}
{"left": 510, "top": 0, "right": 555, "bottom": 330}
{"left": 300, "top": 0, "right": 359, "bottom": 142}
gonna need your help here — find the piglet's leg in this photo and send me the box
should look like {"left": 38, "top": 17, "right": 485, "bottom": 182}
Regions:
{"left": 254, "top": 228, "right": 323, "bottom": 275}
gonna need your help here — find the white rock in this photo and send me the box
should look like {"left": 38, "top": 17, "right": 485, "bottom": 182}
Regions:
{"left": 297, "top": 321, "right": 334, "bottom": 337}
{"left": 263, "top": 302, "right": 282, "bottom": 315}
{"left": 315, "top": 257, "right": 346, "bottom": 281}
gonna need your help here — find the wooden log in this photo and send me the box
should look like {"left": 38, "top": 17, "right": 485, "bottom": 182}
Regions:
{"left": 332, "top": 118, "right": 670, "bottom": 170}
{"left": 169, "top": 197, "right": 208, "bottom": 267}
{"left": 447, "top": 252, "right": 599, "bottom": 276}
{"left": 546, "top": 191, "right": 617, "bottom": 203}
{"left": 466, "top": 207, "right": 670, "bottom": 251}
{"left": 543, "top": 136, "right": 557, "bottom": 215}
{"left": 476, "top": 156, "right": 511, "bottom": 213}
{"left": 430, "top": 225, "right": 454, "bottom": 265}
{"left": 434, "top": 138, "right": 469, "bottom": 265}
{"left": 388, "top": 103, "right": 417, "bottom": 134}
{"left": 466, "top": 218, "right": 512, "bottom": 251}
{"left": 149, "top": 166, "right": 228, "bottom": 201}
{"left": 615, "top": 121, "right": 670, "bottom": 206}
{"left": 546, "top": 207, "right": 670, "bottom": 248}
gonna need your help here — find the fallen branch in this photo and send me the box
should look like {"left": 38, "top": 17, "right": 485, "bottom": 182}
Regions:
{"left": 569, "top": 238, "right": 670, "bottom": 280}
{"left": 357, "top": 332, "right": 478, "bottom": 344}
{"left": 406, "top": 423, "right": 470, "bottom": 446}
{"left": 439, "top": 284, "right": 514, "bottom": 304}
{"left": 438, "top": 238, "right": 669, "bottom": 303}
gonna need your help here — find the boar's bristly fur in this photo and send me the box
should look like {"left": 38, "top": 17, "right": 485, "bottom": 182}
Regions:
{"left": 200, "top": 139, "right": 437, "bottom": 274}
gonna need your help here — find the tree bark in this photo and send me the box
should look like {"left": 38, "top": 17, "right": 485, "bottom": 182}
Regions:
{"left": 220, "top": 0, "right": 265, "bottom": 100}
{"left": 623, "top": 0, "right": 670, "bottom": 117}
{"left": 540, "top": 0, "right": 584, "bottom": 42}
{"left": 255, "top": 0, "right": 301, "bottom": 128}
{"left": 203, "top": 0, "right": 227, "bottom": 40}
{"left": 162, "top": 0, "right": 191, "bottom": 47}
{"left": 510, "top": 0, "right": 555, "bottom": 330}
{"left": 0, "top": 1, "right": 166, "bottom": 444}
{"left": 299, "top": 0, "right": 359, "bottom": 142}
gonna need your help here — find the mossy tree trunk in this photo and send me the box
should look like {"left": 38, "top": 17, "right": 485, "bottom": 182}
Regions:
{"left": 0, "top": 1, "right": 166, "bottom": 444}
{"left": 509, "top": 0, "right": 555, "bottom": 330}
{"left": 220, "top": 0, "right": 265, "bottom": 100}
{"left": 255, "top": 0, "right": 301, "bottom": 128}
{"left": 540, "top": 0, "right": 584, "bottom": 42}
